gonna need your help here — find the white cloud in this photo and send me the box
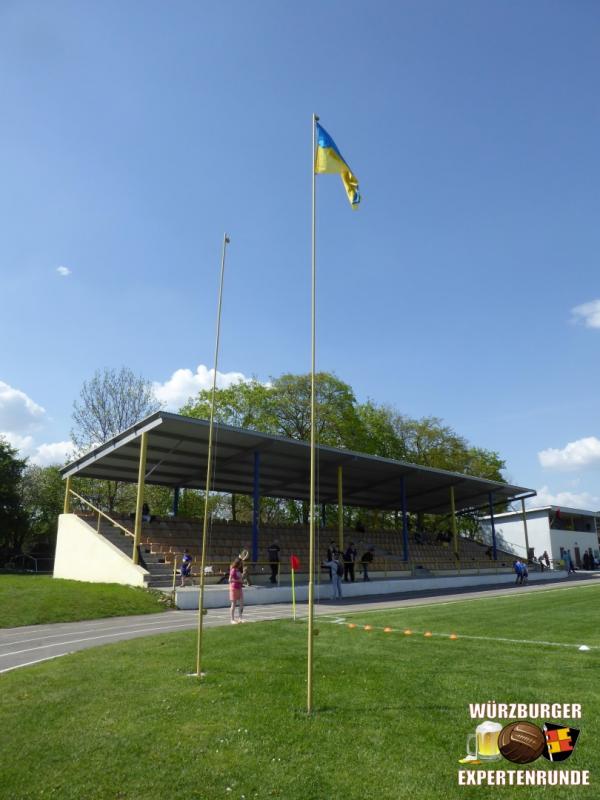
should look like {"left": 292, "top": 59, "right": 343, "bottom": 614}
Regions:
{"left": 572, "top": 299, "right": 600, "bottom": 328}
{"left": 538, "top": 436, "right": 600, "bottom": 470}
{"left": 0, "top": 381, "right": 71, "bottom": 466}
{"left": 153, "top": 364, "right": 249, "bottom": 409}
{"left": 0, "top": 381, "right": 45, "bottom": 433}
{"left": 529, "top": 485, "right": 600, "bottom": 510}
{"left": 56, "top": 266, "right": 71, "bottom": 277}
{"left": 0, "top": 431, "right": 35, "bottom": 452}
{"left": 0, "top": 431, "right": 71, "bottom": 466}
{"left": 30, "top": 441, "right": 72, "bottom": 467}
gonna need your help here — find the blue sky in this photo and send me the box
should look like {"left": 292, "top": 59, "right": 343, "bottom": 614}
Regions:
{"left": 2, "top": 0, "right": 600, "bottom": 508}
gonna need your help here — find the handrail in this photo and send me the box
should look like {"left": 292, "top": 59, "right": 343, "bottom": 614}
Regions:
{"left": 69, "top": 490, "right": 134, "bottom": 539}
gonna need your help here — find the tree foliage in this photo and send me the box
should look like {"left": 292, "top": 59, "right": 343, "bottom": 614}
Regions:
{"left": 0, "top": 438, "right": 29, "bottom": 561}
{"left": 71, "top": 367, "right": 160, "bottom": 452}
{"left": 71, "top": 367, "right": 160, "bottom": 512}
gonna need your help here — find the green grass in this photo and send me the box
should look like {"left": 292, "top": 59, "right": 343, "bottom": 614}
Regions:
{"left": 0, "top": 575, "right": 169, "bottom": 627}
{"left": 0, "top": 583, "right": 598, "bottom": 800}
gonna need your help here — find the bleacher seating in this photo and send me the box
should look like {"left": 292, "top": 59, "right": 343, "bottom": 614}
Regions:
{"left": 125, "top": 517, "right": 514, "bottom": 575}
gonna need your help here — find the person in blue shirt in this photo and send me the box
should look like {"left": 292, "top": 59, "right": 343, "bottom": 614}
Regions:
{"left": 181, "top": 549, "right": 193, "bottom": 587}
{"left": 513, "top": 560, "right": 523, "bottom": 585}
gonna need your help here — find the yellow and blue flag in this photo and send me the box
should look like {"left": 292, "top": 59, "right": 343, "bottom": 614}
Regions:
{"left": 315, "top": 123, "right": 360, "bottom": 209}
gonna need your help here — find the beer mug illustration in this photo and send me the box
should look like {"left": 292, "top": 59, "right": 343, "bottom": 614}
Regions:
{"left": 466, "top": 720, "right": 502, "bottom": 761}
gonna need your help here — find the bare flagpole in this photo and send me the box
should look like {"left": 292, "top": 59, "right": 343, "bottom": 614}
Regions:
{"left": 195, "top": 232, "right": 230, "bottom": 678}
{"left": 307, "top": 113, "right": 318, "bottom": 713}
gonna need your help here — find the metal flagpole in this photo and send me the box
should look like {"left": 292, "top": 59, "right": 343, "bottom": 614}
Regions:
{"left": 195, "top": 232, "right": 230, "bottom": 678}
{"left": 307, "top": 113, "right": 318, "bottom": 713}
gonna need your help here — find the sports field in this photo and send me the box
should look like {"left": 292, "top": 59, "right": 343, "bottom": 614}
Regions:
{"left": 0, "top": 583, "right": 598, "bottom": 800}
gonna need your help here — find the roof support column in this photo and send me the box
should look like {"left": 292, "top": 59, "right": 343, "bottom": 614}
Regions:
{"left": 337, "top": 466, "right": 344, "bottom": 552}
{"left": 132, "top": 432, "right": 149, "bottom": 564}
{"left": 63, "top": 476, "right": 72, "bottom": 514}
{"left": 252, "top": 451, "right": 260, "bottom": 563}
{"left": 401, "top": 476, "right": 409, "bottom": 562}
{"left": 520, "top": 498, "right": 530, "bottom": 560}
{"left": 173, "top": 487, "right": 180, "bottom": 518}
{"left": 488, "top": 491, "right": 497, "bottom": 561}
{"left": 450, "top": 485, "right": 459, "bottom": 565}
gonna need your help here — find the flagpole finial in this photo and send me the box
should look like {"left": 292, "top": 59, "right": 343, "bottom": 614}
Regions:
{"left": 314, "top": 113, "right": 320, "bottom": 122}
{"left": 224, "top": 233, "right": 231, "bottom": 243}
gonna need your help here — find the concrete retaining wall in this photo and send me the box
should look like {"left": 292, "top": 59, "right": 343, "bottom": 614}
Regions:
{"left": 175, "top": 569, "right": 567, "bottom": 610}
{"left": 53, "top": 514, "right": 149, "bottom": 587}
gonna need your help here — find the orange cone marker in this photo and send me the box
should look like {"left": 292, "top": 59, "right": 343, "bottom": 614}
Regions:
{"left": 347, "top": 623, "right": 356, "bottom": 629}
{"left": 383, "top": 627, "right": 393, "bottom": 633}
{"left": 404, "top": 629, "right": 412, "bottom": 636}
{"left": 424, "top": 631, "right": 432, "bottom": 638}
{"left": 449, "top": 633, "right": 458, "bottom": 640}
{"left": 364, "top": 625, "right": 373, "bottom": 631}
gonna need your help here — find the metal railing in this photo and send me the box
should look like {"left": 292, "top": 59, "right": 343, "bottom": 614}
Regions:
{"left": 69, "top": 490, "right": 134, "bottom": 538}
{"left": 5, "top": 553, "right": 53, "bottom": 574}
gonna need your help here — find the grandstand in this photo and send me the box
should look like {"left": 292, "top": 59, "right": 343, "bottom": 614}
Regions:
{"left": 55, "top": 410, "right": 537, "bottom": 600}
{"left": 67, "top": 513, "right": 518, "bottom": 589}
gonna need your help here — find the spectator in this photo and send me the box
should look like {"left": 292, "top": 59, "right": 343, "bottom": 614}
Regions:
{"left": 326, "top": 540, "right": 338, "bottom": 581}
{"left": 267, "top": 541, "right": 280, "bottom": 585}
{"left": 180, "top": 549, "right": 192, "bottom": 587}
{"left": 583, "top": 551, "right": 590, "bottom": 571}
{"left": 229, "top": 557, "right": 245, "bottom": 623}
{"left": 566, "top": 551, "right": 576, "bottom": 574}
{"left": 322, "top": 554, "right": 343, "bottom": 599}
{"left": 513, "top": 559, "right": 523, "bottom": 585}
{"left": 360, "top": 547, "right": 374, "bottom": 581}
{"left": 542, "top": 550, "right": 550, "bottom": 568}
{"left": 343, "top": 542, "right": 358, "bottom": 583}
{"left": 142, "top": 503, "right": 151, "bottom": 523}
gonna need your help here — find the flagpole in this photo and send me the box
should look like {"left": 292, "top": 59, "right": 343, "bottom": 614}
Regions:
{"left": 195, "top": 232, "right": 230, "bottom": 678}
{"left": 307, "top": 113, "right": 318, "bottom": 714}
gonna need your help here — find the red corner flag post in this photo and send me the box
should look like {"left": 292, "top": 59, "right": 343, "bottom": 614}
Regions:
{"left": 290, "top": 554, "right": 300, "bottom": 620}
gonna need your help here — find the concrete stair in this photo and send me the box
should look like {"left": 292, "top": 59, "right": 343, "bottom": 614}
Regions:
{"left": 97, "top": 520, "right": 174, "bottom": 589}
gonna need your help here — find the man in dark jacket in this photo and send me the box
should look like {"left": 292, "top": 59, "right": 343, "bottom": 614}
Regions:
{"left": 360, "top": 547, "right": 374, "bottom": 581}
{"left": 267, "top": 541, "right": 280, "bottom": 584}
{"left": 343, "top": 542, "right": 358, "bottom": 582}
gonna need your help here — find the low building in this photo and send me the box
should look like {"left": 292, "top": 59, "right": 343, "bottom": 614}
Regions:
{"left": 481, "top": 506, "right": 599, "bottom": 568}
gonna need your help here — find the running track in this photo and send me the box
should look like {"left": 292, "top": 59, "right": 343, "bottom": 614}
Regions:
{"left": 1, "top": 573, "right": 598, "bottom": 674}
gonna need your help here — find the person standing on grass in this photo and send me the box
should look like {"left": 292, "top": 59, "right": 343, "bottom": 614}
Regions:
{"left": 229, "top": 557, "right": 245, "bottom": 623}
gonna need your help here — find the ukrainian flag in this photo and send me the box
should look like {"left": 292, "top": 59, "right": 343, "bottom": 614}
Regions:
{"left": 315, "top": 123, "right": 360, "bottom": 208}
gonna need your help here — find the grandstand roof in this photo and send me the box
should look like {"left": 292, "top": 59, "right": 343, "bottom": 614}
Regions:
{"left": 61, "top": 411, "right": 535, "bottom": 515}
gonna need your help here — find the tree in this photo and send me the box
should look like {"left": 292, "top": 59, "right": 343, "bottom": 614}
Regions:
{"left": 72, "top": 367, "right": 160, "bottom": 450}
{"left": 0, "top": 438, "right": 29, "bottom": 562}
{"left": 21, "top": 465, "right": 65, "bottom": 555}
{"left": 182, "top": 372, "right": 363, "bottom": 447}
{"left": 71, "top": 367, "right": 160, "bottom": 511}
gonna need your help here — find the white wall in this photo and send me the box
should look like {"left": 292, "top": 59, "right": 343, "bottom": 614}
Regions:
{"left": 175, "top": 569, "right": 568, "bottom": 610}
{"left": 485, "top": 510, "right": 552, "bottom": 563}
{"left": 549, "top": 529, "right": 598, "bottom": 566}
{"left": 54, "top": 514, "right": 149, "bottom": 587}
